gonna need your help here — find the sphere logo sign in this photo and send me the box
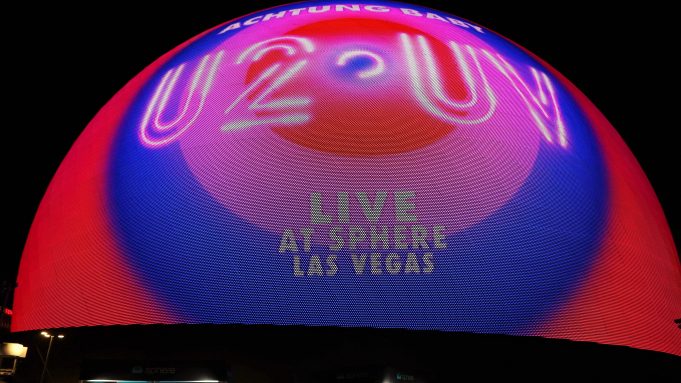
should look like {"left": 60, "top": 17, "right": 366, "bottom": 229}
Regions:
{"left": 14, "top": 2, "right": 681, "bottom": 357}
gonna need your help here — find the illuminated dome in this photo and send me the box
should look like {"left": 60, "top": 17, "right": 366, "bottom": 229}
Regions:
{"left": 13, "top": 1, "right": 681, "bottom": 356}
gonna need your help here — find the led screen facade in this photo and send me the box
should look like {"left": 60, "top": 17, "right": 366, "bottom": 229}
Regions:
{"left": 13, "top": 2, "right": 681, "bottom": 356}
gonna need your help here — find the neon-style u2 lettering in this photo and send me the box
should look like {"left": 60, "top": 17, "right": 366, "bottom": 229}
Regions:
{"left": 400, "top": 33, "right": 497, "bottom": 125}
{"left": 483, "top": 52, "right": 568, "bottom": 147}
{"left": 139, "top": 52, "right": 223, "bottom": 148}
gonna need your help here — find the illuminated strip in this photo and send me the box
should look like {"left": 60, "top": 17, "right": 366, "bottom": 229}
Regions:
{"left": 154, "top": 55, "right": 209, "bottom": 130}
{"left": 222, "top": 37, "right": 314, "bottom": 131}
{"left": 419, "top": 36, "right": 478, "bottom": 108}
{"left": 482, "top": 51, "right": 551, "bottom": 142}
{"left": 542, "top": 71, "right": 568, "bottom": 147}
{"left": 483, "top": 51, "right": 567, "bottom": 147}
{"left": 252, "top": 44, "right": 297, "bottom": 61}
{"left": 224, "top": 59, "right": 311, "bottom": 130}
{"left": 532, "top": 68, "right": 548, "bottom": 107}
{"left": 400, "top": 33, "right": 496, "bottom": 125}
{"left": 500, "top": 56, "right": 551, "bottom": 118}
{"left": 336, "top": 50, "right": 386, "bottom": 79}
{"left": 224, "top": 63, "right": 282, "bottom": 114}
{"left": 250, "top": 59, "right": 310, "bottom": 108}
{"left": 139, "top": 51, "right": 223, "bottom": 147}
{"left": 465, "top": 45, "right": 497, "bottom": 122}
{"left": 236, "top": 36, "right": 314, "bottom": 64}
{"left": 222, "top": 113, "right": 310, "bottom": 131}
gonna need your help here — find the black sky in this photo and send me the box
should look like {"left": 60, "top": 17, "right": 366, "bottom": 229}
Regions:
{"left": 4, "top": 1, "right": 678, "bottom": 286}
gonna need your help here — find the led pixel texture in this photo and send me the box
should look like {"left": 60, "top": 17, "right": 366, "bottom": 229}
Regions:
{"left": 13, "top": 2, "right": 681, "bottom": 356}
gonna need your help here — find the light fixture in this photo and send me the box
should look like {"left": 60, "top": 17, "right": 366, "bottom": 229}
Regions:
{"left": 39, "top": 330, "right": 66, "bottom": 383}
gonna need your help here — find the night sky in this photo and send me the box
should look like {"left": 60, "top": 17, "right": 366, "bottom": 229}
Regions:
{"left": 4, "top": 1, "right": 678, "bottom": 290}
